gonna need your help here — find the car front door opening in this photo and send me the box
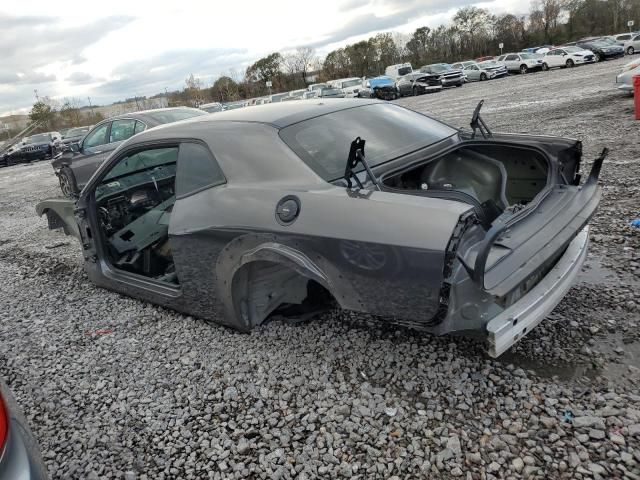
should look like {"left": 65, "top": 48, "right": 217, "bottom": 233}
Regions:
{"left": 95, "top": 147, "right": 180, "bottom": 284}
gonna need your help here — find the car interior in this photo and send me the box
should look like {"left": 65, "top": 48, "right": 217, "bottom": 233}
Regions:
{"left": 94, "top": 147, "right": 179, "bottom": 284}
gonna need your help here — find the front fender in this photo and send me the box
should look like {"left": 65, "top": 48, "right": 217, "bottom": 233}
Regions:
{"left": 35, "top": 198, "right": 80, "bottom": 240}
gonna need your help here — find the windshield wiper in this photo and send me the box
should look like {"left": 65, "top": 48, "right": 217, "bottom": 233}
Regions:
{"left": 344, "top": 137, "right": 381, "bottom": 190}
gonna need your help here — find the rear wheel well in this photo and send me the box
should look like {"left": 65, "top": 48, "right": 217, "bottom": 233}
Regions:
{"left": 231, "top": 261, "right": 336, "bottom": 328}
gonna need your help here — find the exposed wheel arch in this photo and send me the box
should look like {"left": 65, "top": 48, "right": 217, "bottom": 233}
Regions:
{"left": 215, "top": 236, "right": 362, "bottom": 330}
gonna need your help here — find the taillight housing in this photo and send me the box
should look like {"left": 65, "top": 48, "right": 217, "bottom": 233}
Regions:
{"left": 0, "top": 392, "right": 8, "bottom": 453}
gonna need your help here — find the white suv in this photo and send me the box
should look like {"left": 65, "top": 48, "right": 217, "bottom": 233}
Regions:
{"left": 497, "top": 53, "right": 543, "bottom": 74}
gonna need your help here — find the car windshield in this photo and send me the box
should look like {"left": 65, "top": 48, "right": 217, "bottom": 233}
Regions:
{"left": 397, "top": 66, "right": 412, "bottom": 76}
{"left": 202, "top": 104, "right": 222, "bottom": 113}
{"left": 563, "top": 46, "right": 582, "bottom": 53}
{"left": 321, "top": 88, "right": 341, "bottom": 95}
{"left": 597, "top": 37, "right": 616, "bottom": 45}
{"left": 25, "top": 133, "right": 50, "bottom": 143}
{"left": 65, "top": 127, "right": 90, "bottom": 137}
{"left": 428, "top": 64, "right": 450, "bottom": 72}
{"left": 279, "top": 104, "right": 457, "bottom": 181}
{"left": 520, "top": 53, "right": 537, "bottom": 59}
{"left": 145, "top": 109, "right": 206, "bottom": 124}
{"left": 311, "top": 84, "right": 327, "bottom": 91}
{"left": 478, "top": 60, "right": 498, "bottom": 67}
{"left": 341, "top": 79, "right": 361, "bottom": 88}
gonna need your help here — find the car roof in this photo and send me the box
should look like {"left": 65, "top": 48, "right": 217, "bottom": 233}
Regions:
{"left": 152, "top": 98, "right": 381, "bottom": 130}
{"left": 108, "top": 107, "right": 204, "bottom": 125}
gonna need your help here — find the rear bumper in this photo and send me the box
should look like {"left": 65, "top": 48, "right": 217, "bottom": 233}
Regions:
{"left": 486, "top": 225, "right": 589, "bottom": 357}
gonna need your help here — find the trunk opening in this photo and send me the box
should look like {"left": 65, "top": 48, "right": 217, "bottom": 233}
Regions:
{"left": 381, "top": 144, "right": 549, "bottom": 215}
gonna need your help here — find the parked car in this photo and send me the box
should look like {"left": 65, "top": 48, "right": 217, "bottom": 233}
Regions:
{"left": 318, "top": 87, "right": 345, "bottom": 98}
{"left": 575, "top": 38, "right": 624, "bottom": 61}
{"left": 200, "top": 102, "right": 223, "bottom": 113}
{"left": 459, "top": 61, "right": 508, "bottom": 81}
{"left": 623, "top": 33, "right": 640, "bottom": 55}
{"left": 396, "top": 72, "right": 442, "bottom": 96}
{"left": 268, "top": 92, "right": 290, "bottom": 104}
{"left": 542, "top": 46, "right": 596, "bottom": 69}
{"left": 330, "top": 78, "right": 363, "bottom": 97}
{"left": 384, "top": 63, "right": 413, "bottom": 80}
{"left": 3, "top": 131, "right": 62, "bottom": 166}
{"left": 362, "top": 76, "right": 399, "bottom": 100}
{"left": 61, "top": 126, "right": 92, "bottom": 148}
{"left": 610, "top": 32, "right": 638, "bottom": 45}
{"left": 51, "top": 107, "right": 206, "bottom": 197}
{"left": 419, "top": 64, "right": 464, "bottom": 87}
{"left": 308, "top": 83, "right": 329, "bottom": 93}
{"left": 497, "top": 53, "right": 543, "bottom": 73}
{"left": 616, "top": 60, "right": 640, "bottom": 93}
{"left": 37, "top": 99, "right": 603, "bottom": 358}
{"left": 0, "top": 378, "right": 48, "bottom": 479}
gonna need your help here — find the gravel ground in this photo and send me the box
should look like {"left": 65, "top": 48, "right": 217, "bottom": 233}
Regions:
{"left": 1, "top": 57, "right": 639, "bottom": 479}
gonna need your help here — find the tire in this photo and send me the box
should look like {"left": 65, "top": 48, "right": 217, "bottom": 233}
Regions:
{"left": 519, "top": 64, "right": 528, "bottom": 74}
{"left": 480, "top": 73, "right": 487, "bottom": 81}
{"left": 412, "top": 86, "right": 418, "bottom": 96}
{"left": 542, "top": 62, "right": 549, "bottom": 71}
{"left": 595, "top": 54, "right": 603, "bottom": 62}
{"left": 627, "top": 46, "right": 635, "bottom": 55}
{"left": 566, "top": 59, "right": 575, "bottom": 68}
{"left": 455, "top": 82, "right": 463, "bottom": 87}
{"left": 58, "top": 167, "right": 79, "bottom": 198}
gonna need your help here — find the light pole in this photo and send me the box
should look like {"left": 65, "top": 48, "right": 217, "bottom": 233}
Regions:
{"left": 87, "top": 97, "right": 95, "bottom": 117}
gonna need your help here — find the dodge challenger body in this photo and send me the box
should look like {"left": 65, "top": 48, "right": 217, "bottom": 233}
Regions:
{"left": 36, "top": 100, "right": 603, "bottom": 357}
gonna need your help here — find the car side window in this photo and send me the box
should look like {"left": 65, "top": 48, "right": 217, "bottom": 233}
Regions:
{"left": 134, "top": 121, "right": 146, "bottom": 134}
{"left": 110, "top": 119, "right": 137, "bottom": 143}
{"left": 175, "top": 142, "right": 226, "bottom": 198}
{"left": 634, "top": 35, "right": 640, "bottom": 41}
{"left": 83, "top": 123, "right": 110, "bottom": 148}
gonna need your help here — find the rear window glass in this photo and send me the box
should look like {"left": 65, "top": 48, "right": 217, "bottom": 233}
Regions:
{"left": 279, "top": 104, "right": 456, "bottom": 181}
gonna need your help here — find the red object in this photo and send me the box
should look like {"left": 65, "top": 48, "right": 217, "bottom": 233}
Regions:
{"left": 634, "top": 75, "right": 640, "bottom": 120}
{"left": 0, "top": 392, "right": 8, "bottom": 452}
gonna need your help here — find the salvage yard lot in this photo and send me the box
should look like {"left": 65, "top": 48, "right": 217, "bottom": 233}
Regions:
{"left": 1, "top": 57, "right": 639, "bottom": 479}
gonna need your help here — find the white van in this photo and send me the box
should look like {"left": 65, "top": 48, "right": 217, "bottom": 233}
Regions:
{"left": 385, "top": 63, "right": 413, "bottom": 80}
{"left": 329, "top": 77, "right": 363, "bottom": 97}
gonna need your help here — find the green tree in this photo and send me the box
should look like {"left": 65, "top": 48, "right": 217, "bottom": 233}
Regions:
{"left": 29, "top": 99, "right": 56, "bottom": 128}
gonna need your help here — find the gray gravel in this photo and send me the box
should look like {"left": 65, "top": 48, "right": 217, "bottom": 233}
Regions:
{"left": 1, "top": 57, "right": 639, "bottom": 479}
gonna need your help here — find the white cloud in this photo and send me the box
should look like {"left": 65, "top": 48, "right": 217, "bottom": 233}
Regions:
{"left": 1, "top": 0, "right": 525, "bottom": 114}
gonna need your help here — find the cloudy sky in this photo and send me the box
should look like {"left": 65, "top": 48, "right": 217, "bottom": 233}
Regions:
{"left": 1, "top": 0, "right": 525, "bottom": 115}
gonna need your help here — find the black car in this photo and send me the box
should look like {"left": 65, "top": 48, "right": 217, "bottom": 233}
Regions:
{"left": 60, "top": 126, "right": 92, "bottom": 149}
{"left": 52, "top": 107, "right": 207, "bottom": 197}
{"left": 3, "top": 132, "right": 62, "bottom": 166}
{"left": 575, "top": 38, "right": 624, "bottom": 61}
{"left": 418, "top": 64, "right": 464, "bottom": 87}
{"left": 396, "top": 72, "right": 443, "bottom": 97}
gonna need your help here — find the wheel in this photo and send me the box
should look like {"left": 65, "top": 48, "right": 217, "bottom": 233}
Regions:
{"left": 565, "top": 59, "right": 575, "bottom": 68}
{"left": 480, "top": 73, "right": 487, "bottom": 81}
{"left": 455, "top": 82, "right": 463, "bottom": 87}
{"left": 412, "top": 86, "right": 418, "bottom": 96}
{"left": 627, "top": 46, "right": 635, "bottom": 55}
{"left": 520, "top": 64, "right": 528, "bottom": 74}
{"left": 58, "top": 167, "right": 79, "bottom": 198}
{"left": 542, "top": 62, "right": 549, "bottom": 71}
{"left": 595, "top": 54, "right": 603, "bottom": 62}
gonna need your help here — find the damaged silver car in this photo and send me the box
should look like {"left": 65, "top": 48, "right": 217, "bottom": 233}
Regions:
{"left": 36, "top": 99, "right": 603, "bottom": 357}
